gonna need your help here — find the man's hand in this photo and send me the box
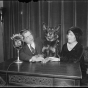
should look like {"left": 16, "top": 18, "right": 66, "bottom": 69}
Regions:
{"left": 29, "top": 55, "right": 44, "bottom": 62}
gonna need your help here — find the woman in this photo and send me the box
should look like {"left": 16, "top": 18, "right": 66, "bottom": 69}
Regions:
{"left": 60, "top": 27, "right": 87, "bottom": 85}
{"left": 60, "top": 27, "right": 83, "bottom": 63}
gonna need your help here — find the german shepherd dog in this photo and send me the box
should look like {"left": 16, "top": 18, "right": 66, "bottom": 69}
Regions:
{"left": 42, "top": 24, "right": 61, "bottom": 58}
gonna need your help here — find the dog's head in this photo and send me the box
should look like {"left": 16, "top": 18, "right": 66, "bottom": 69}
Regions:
{"left": 43, "top": 24, "right": 60, "bottom": 42}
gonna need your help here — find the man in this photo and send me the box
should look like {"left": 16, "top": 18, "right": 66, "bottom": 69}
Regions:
{"left": 19, "top": 29, "right": 43, "bottom": 62}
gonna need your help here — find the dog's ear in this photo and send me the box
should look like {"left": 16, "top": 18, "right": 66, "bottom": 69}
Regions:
{"left": 55, "top": 25, "right": 61, "bottom": 32}
{"left": 43, "top": 23, "right": 47, "bottom": 31}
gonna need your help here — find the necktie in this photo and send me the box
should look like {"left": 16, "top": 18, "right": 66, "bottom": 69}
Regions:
{"left": 30, "top": 44, "right": 35, "bottom": 54}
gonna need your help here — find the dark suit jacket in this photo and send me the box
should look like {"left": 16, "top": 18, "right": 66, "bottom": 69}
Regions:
{"left": 19, "top": 38, "right": 43, "bottom": 61}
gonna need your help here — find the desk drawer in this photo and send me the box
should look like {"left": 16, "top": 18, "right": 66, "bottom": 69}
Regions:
{"left": 7, "top": 74, "right": 80, "bottom": 87}
{"left": 53, "top": 78, "right": 80, "bottom": 87}
{"left": 8, "top": 74, "right": 53, "bottom": 87}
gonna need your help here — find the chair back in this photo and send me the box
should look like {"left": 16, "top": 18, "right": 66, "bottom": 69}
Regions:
{"left": 83, "top": 47, "right": 88, "bottom": 63}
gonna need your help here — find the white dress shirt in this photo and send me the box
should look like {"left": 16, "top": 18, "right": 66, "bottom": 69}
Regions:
{"left": 27, "top": 42, "right": 35, "bottom": 52}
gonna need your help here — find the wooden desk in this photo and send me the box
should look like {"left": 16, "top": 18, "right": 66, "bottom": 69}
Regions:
{"left": 0, "top": 59, "right": 82, "bottom": 87}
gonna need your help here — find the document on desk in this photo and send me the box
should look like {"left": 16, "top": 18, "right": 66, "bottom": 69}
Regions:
{"left": 29, "top": 54, "right": 60, "bottom": 63}
{"left": 48, "top": 57, "right": 60, "bottom": 61}
{"left": 41, "top": 57, "right": 60, "bottom": 63}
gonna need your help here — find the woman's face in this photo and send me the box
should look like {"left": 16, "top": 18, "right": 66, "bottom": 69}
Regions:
{"left": 67, "top": 30, "right": 77, "bottom": 43}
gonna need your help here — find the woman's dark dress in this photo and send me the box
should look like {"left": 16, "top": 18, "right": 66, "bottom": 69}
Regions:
{"left": 60, "top": 43, "right": 86, "bottom": 78}
{"left": 60, "top": 43, "right": 83, "bottom": 63}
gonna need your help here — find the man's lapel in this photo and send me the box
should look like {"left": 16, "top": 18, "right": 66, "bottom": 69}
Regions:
{"left": 25, "top": 44, "right": 33, "bottom": 55}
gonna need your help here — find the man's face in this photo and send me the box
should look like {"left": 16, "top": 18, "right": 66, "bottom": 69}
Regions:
{"left": 23, "top": 31, "right": 34, "bottom": 44}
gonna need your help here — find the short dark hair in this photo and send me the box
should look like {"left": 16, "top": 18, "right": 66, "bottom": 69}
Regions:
{"left": 20, "top": 29, "right": 33, "bottom": 37}
{"left": 67, "top": 27, "right": 83, "bottom": 43}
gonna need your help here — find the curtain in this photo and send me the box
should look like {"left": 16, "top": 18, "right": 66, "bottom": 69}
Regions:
{"left": 3, "top": 0, "right": 88, "bottom": 61}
